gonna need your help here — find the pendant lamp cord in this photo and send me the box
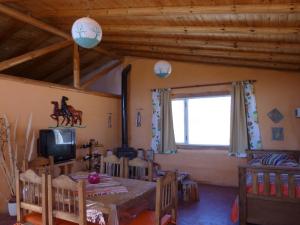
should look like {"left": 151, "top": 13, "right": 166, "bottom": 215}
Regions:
{"left": 86, "top": 0, "right": 91, "bottom": 17}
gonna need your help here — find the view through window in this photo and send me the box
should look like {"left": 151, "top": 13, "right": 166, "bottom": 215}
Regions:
{"left": 172, "top": 95, "right": 231, "bottom": 146}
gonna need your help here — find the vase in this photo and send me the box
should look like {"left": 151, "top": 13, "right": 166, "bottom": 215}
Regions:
{"left": 8, "top": 202, "right": 17, "bottom": 216}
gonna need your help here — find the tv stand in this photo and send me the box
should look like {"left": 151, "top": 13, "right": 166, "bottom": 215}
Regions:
{"left": 55, "top": 159, "right": 75, "bottom": 175}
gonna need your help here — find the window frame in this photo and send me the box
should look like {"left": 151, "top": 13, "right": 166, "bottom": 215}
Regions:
{"left": 172, "top": 91, "right": 231, "bottom": 150}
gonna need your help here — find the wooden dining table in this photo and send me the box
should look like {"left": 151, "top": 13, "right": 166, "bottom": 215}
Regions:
{"left": 72, "top": 172, "right": 156, "bottom": 225}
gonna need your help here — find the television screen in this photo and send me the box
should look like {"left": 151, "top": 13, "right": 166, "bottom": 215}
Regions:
{"left": 39, "top": 128, "right": 76, "bottom": 163}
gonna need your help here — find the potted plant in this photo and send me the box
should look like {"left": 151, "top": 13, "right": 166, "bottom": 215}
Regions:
{"left": 0, "top": 114, "right": 18, "bottom": 216}
{"left": 8, "top": 196, "right": 17, "bottom": 216}
{"left": 0, "top": 113, "right": 34, "bottom": 216}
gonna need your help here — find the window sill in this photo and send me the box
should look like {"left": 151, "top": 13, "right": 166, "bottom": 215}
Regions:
{"left": 176, "top": 144, "right": 228, "bottom": 150}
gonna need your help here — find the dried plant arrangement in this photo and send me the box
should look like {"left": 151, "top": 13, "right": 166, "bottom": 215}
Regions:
{"left": 0, "top": 113, "right": 34, "bottom": 202}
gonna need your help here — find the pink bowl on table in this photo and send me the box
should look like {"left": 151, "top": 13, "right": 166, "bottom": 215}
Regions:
{"left": 88, "top": 172, "right": 101, "bottom": 184}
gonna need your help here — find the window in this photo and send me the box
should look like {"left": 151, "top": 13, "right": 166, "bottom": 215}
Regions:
{"left": 172, "top": 94, "right": 231, "bottom": 146}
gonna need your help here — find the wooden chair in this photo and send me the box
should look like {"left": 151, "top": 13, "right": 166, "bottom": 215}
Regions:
{"left": 23, "top": 156, "right": 54, "bottom": 176}
{"left": 47, "top": 174, "right": 118, "bottom": 225}
{"left": 48, "top": 174, "right": 86, "bottom": 225}
{"left": 124, "top": 157, "right": 153, "bottom": 181}
{"left": 16, "top": 169, "right": 47, "bottom": 225}
{"left": 128, "top": 172, "right": 178, "bottom": 225}
{"left": 182, "top": 180, "right": 199, "bottom": 202}
{"left": 100, "top": 155, "right": 124, "bottom": 177}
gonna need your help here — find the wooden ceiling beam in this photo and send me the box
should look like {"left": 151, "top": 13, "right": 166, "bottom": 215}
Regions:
{"left": 0, "top": 40, "right": 72, "bottom": 71}
{"left": 105, "top": 44, "right": 300, "bottom": 64}
{"left": 57, "top": 25, "right": 300, "bottom": 43}
{"left": 103, "top": 25, "right": 299, "bottom": 36}
{"left": 81, "top": 60, "right": 123, "bottom": 89}
{"left": 73, "top": 43, "right": 80, "bottom": 88}
{"left": 0, "top": 3, "right": 71, "bottom": 40}
{"left": 118, "top": 50, "right": 300, "bottom": 71}
{"left": 28, "top": 47, "right": 72, "bottom": 80}
{"left": 93, "top": 47, "right": 123, "bottom": 60}
{"left": 5, "top": 34, "right": 55, "bottom": 60}
{"left": 45, "top": 51, "right": 97, "bottom": 83}
{"left": 0, "top": 4, "right": 121, "bottom": 61}
{"left": 79, "top": 58, "right": 111, "bottom": 76}
{"left": 35, "top": 3, "right": 300, "bottom": 17}
{"left": 58, "top": 58, "right": 111, "bottom": 85}
{"left": 102, "top": 36, "right": 300, "bottom": 55}
{"left": 101, "top": 26, "right": 300, "bottom": 43}
{"left": 3, "top": 35, "right": 61, "bottom": 77}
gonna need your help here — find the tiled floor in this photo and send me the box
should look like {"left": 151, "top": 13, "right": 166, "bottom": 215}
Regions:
{"left": 178, "top": 184, "right": 238, "bottom": 225}
{"left": 0, "top": 213, "right": 16, "bottom": 225}
{"left": 1, "top": 184, "right": 238, "bottom": 225}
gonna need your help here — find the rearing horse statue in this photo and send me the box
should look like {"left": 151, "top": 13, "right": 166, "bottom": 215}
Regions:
{"left": 61, "top": 96, "right": 72, "bottom": 126}
{"left": 50, "top": 97, "right": 83, "bottom": 127}
{"left": 50, "top": 101, "right": 65, "bottom": 127}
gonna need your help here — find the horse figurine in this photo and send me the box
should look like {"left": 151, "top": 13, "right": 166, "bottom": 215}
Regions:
{"left": 50, "top": 101, "right": 63, "bottom": 127}
{"left": 67, "top": 105, "right": 83, "bottom": 126}
{"left": 61, "top": 96, "right": 72, "bottom": 126}
{"left": 51, "top": 96, "right": 83, "bottom": 127}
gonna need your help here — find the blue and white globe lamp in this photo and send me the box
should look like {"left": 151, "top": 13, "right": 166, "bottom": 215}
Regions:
{"left": 154, "top": 60, "right": 172, "bottom": 78}
{"left": 71, "top": 17, "right": 102, "bottom": 49}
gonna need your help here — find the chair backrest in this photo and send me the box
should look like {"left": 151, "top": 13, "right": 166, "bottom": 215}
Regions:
{"left": 23, "top": 156, "right": 54, "bottom": 176}
{"left": 16, "top": 169, "right": 47, "bottom": 224}
{"left": 48, "top": 175, "right": 118, "bottom": 225}
{"left": 100, "top": 155, "right": 124, "bottom": 177}
{"left": 155, "top": 172, "right": 178, "bottom": 225}
{"left": 124, "top": 157, "right": 153, "bottom": 181}
{"left": 48, "top": 174, "right": 86, "bottom": 225}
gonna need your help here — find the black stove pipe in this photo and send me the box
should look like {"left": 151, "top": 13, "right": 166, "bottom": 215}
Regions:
{"left": 121, "top": 64, "right": 131, "bottom": 149}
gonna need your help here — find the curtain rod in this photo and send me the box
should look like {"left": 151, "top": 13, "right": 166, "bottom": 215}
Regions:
{"left": 151, "top": 80, "right": 256, "bottom": 91}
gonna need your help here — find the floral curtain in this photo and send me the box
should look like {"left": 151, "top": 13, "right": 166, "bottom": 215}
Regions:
{"left": 244, "top": 81, "right": 262, "bottom": 150}
{"left": 151, "top": 89, "right": 177, "bottom": 154}
{"left": 229, "top": 81, "right": 262, "bottom": 157}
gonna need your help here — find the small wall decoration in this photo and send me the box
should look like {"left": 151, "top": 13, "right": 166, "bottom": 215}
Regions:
{"left": 136, "top": 108, "right": 143, "bottom": 127}
{"left": 50, "top": 96, "right": 84, "bottom": 128}
{"left": 107, "top": 113, "right": 112, "bottom": 128}
{"left": 272, "top": 127, "right": 284, "bottom": 141}
{"left": 267, "top": 108, "right": 284, "bottom": 123}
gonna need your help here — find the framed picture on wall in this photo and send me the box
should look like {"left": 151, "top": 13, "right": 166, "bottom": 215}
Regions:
{"left": 272, "top": 127, "right": 284, "bottom": 141}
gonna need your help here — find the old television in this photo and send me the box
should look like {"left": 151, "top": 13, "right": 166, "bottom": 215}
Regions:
{"left": 39, "top": 128, "right": 76, "bottom": 163}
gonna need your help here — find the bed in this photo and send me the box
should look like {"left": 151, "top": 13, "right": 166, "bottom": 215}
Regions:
{"left": 238, "top": 149, "right": 300, "bottom": 225}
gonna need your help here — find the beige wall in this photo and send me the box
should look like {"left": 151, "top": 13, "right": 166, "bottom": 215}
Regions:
{"left": 125, "top": 56, "right": 300, "bottom": 187}
{"left": 0, "top": 75, "right": 121, "bottom": 212}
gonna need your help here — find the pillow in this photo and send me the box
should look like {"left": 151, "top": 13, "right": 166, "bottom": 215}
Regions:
{"left": 261, "top": 153, "right": 289, "bottom": 166}
{"left": 248, "top": 158, "right": 262, "bottom": 166}
{"left": 278, "top": 158, "right": 300, "bottom": 167}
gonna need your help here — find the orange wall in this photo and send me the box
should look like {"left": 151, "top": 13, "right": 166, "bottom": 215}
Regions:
{"left": 125, "top": 56, "right": 300, "bottom": 187}
{"left": 0, "top": 75, "right": 121, "bottom": 212}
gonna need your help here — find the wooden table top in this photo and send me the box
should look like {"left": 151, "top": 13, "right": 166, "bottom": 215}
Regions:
{"left": 87, "top": 177, "right": 156, "bottom": 208}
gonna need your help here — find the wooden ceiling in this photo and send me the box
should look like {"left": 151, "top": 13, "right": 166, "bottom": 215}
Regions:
{"left": 0, "top": 0, "right": 299, "bottom": 86}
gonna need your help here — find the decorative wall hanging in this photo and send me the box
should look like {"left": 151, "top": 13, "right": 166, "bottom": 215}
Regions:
{"left": 154, "top": 60, "right": 172, "bottom": 78}
{"left": 267, "top": 108, "right": 284, "bottom": 123}
{"left": 272, "top": 127, "right": 284, "bottom": 141}
{"left": 107, "top": 113, "right": 112, "bottom": 128}
{"left": 71, "top": 17, "right": 102, "bottom": 49}
{"left": 50, "top": 96, "right": 85, "bottom": 128}
{"left": 136, "top": 108, "right": 143, "bottom": 127}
